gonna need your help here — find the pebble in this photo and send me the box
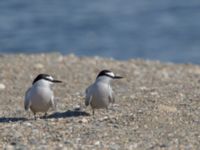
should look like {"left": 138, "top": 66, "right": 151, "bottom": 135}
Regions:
{"left": 57, "top": 55, "right": 64, "bottom": 62}
{"left": 58, "top": 143, "right": 63, "bottom": 148}
{"left": 34, "top": 63, "right": 44, "bottom": 69}
{"left": 140, "top": 86, "right": 148, "bottom": 90}
{"left": 73, "top": 105, "right": 81, "bottom": 111}
{"left": 0, "top": 83, "right": 5, "bottom": 90}
{"left": 132, "top": 143, "right": 139, "bottom": 148}
{"left": 110, "top": 144, "right": 120, "bottom": 150}
{"left": 99, "top": 116, "right": 109, "bottom": 122}
{"left": 78, "top": 118, "right": 88, "bottom": 124}
{"left": 158, "top": 104, "right": 177, "bottom": 113}
{"left": 150, "top": 91, "right": 159, "bottom": 96}
{"left": 5, "top": 145, "right": 14, "bottom": 150}
{"left": 130, "top": 94, "right": 135, "bottom": 99}
{"left": 94, "top": 141, "right": 100, "bottom": 146}
{"left": 24, "top": 122, "right": 32, "bottom": 127}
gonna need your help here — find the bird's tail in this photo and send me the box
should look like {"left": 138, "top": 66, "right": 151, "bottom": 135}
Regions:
{"left": 24, "top": 105, "right": 29, "bottom": 111}
{"left": 85, "top": 100, "right": 89, "bottom": 107}
{"left": 85, "top": 96, "right": 92, "bottom": 107}
{"left": 51, "top": 97, "right": 58, "bottom": 111}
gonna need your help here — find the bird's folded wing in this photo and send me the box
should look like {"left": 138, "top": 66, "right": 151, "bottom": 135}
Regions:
{"left": 50, "top": 94, "right": 57, "bottom": 110}
{"left": 85, "top": 95, "right": 93, "bottom": 106}
{"left": 85, "top": 85, "right": 93, "bottom": 106}
{"left": 108, "top": 89, "right": 115, "bottom": 103}
{"left": 24, "top": 87, "right": 31, "bottom": 110}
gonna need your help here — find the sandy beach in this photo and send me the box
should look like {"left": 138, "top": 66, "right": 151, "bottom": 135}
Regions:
{"left": 0, "top": 53, "right": 199, "bottom": 149}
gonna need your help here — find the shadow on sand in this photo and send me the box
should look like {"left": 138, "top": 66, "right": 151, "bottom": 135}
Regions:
{"left": 0, "top": 110, "right": 90, "bottom": 122}
{"left": 46, "top": 110, "right": 90, "bottom": 119}
{"left": 0, "top": 117, "right": 28, "bottom": 123}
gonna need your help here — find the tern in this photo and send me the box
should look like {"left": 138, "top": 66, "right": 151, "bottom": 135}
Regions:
{"left": 85, "top": 70, "right": 123, "bottom": 115}
{"left": 24, "top": 74, "right": 62, "bottom": 119}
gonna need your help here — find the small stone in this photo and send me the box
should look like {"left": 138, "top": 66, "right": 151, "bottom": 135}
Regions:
{"left": 0, "top": 83, "right": 5, "bottom": 90}
{"left": 73, "top": 105, "right": 81, "bottom": 111}
{"left": 99, "top": 116, "right": 109, "bottom": 121}
{"left": 140, "top": 86, "right": 148, "bottom": 90}
{"left": 94, "top": 141, "right": 100, "bottom": 145}
{"left": 158, "top": 104, "right": 177, "bottom": 113}
{"left": 133, "top": 143, "right": 139, "bottom": 148}
{"left": 57, "top": 55, "right": 64, "bottom": 62}
{"left": 133, "top": 125, "right": 139, "bottom": 130}
{"left": 78, "top": 118, "right": 88, "bottom": 123}
{"left": 34, "top": 63, "right": 44, "bottom": 69}
{"left": 5, "top": 145, "right": 15, "bottom": 150}
{"left": 150, "top": 91, "right": 159, "bottom": 96}
{"left": 24, "top": 122, "right": 32, "bottom": 127}
{"left": 110, "top": 144, "right": 120, "bottom": 150}
{"left": 76, "top": 138, "right": 81, "bottom": 143}
{"left": 130, "top": 94, "right": 135, "bottom": 99}
{"left": 113, "top": 103, "right": 119, "bottom": 107}
{"left": 113, "top": 124, "right": 119, "bottom": 128}
{"left": 137, "top": 110, "right": 143, "bottom": 113}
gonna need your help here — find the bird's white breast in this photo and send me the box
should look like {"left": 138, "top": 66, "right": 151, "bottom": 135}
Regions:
{"left": 89, "top": 82, "right": 112, "bottom": 109}
{"left": 29, "top": 85, "right": 53, "bottom": 112}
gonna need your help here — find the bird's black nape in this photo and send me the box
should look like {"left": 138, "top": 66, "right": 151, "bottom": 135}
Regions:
{"left": 32, "top": 74, "right": 52, "bottom": 85}
{"left": 96, "top": 70, "right": 114, "bottom": 79}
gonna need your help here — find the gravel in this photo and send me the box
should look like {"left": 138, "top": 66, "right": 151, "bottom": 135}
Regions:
{"left": 0, "top": 53, "right": 199, "bottom": 149}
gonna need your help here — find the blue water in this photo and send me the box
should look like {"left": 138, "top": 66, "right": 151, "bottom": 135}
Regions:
{"left": 1, "top": 0, "right": 200, "bottom": 63}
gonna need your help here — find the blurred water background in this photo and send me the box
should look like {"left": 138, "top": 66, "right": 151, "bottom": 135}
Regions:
{"left": 0, "top": 0, "right": 200, "bottom": 63}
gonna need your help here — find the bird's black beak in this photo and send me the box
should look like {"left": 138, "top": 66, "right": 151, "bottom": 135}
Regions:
{"left": 52, "top": 80, "right": 62, "bottom": 83}
{"left": 113, "top": 76, "right": 123, "bottom": 79}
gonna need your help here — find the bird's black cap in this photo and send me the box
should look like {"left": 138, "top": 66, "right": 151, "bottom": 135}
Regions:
{"left": 32, "top": 74, "right": 62, "bottom": 85}
{"left": 96, "top": 70, "right": 123, "bottom": 79}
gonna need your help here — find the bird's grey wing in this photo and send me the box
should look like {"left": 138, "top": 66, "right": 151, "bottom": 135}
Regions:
{"left": 85, "top": 85, "right": 93, "bottom": 106}
{"left": 50, "top": 93, "right": 57, "bottom": 110}
{"left": 108, "top": 88, "right": 115, "bottom": 103}
{"left": 24, "top": 87, "right": 31, "bottom": 110}
{"left": 85, "top": 95, "right": 93, "bottom": 106}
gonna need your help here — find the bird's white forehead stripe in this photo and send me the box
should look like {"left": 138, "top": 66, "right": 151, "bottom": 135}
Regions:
{"left": 106, "top": 72, "right": 115, "bottom": 77}
{"left": 46, "top": 76, "right": 54, "bottom": 81}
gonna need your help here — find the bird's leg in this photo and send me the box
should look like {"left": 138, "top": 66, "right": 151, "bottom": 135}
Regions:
{"left": 106, "top": 107, "right": 109, "bottom": 113}
{"left": 28, "top": 111, "right": 31, "bottom": 118}
{"left": 34, "top": 112, "right": 37, "bottom": 120}
{"left": 111, "top": 103, "right": 114, "bottom": 111}
{"left": 92, "top": 109, "right": 95, "bottom": 115}
{"left": 44, "top": 112, "right": 48, "bottom": 119}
